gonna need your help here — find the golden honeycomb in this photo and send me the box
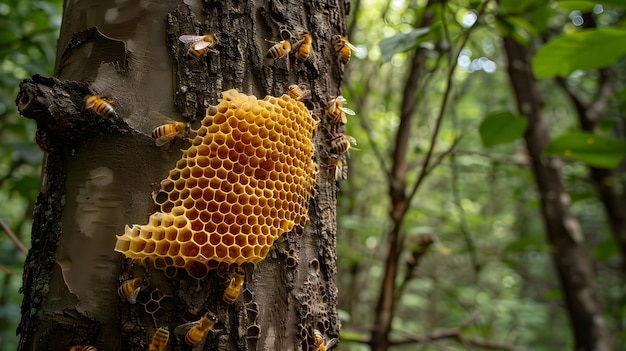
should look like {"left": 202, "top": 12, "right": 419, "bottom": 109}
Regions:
{"left": 115, "top": 89, "right": 317, "bottom": 278}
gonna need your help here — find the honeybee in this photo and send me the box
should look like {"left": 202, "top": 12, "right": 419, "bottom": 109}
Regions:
{"left": 69, "top": 346, "right": 97, "bottom": 351}
{"left": 223, "top": 268, "right": 245, "bottom": 304}
{"left": 35, "top": 128, "right": 51, "bottom": 153}
{"left": 179, "top": 34, "right": 219, "bottom": 59}
{"left": 293, "top": 31, "right": 312, "bottom": 62}
{"left": 285, "top": 83, "right": 312, "bottom": 101}
{"left": 149, "top": 327, "right": 169, "bottom": 351}
{"left": 331, "top": 35, "right": 357, "bottom": 64}
{"left": 266, "top": 38, "right": 291, "bottom": 59}
{"left": 152, "top": 121, "right": 189, "bottom": 146}
{"left": 312, "top": 329, "right": 338, "bottom": 351}
{"left": 326, "top": 95, "right": 355, "bottom": 124}
{"left": 85, "top": 95, "right": 116, "bottom": 118}
{"left": 328, "top": 133, "right": 357, "bottom": 155}
{"left": 118, "top": 277, "right": 143, "bottom": 304}
{"left": 174, "top": 312, "right": 217, "bottom": 345}
{"left": 312, "top": 329, "right": 327, "bottom": 351}
{"left": 327, "top": 155, "right": 344, "bottom": 182}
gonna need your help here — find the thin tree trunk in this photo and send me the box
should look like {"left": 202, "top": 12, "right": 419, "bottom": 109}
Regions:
{"left": 369, "top": 2, "right": 437, "bottom": 351}
{"left": 502, "top": 36, "right": 612, "bottom": 351}
{"left": 17, "top": 1, "right": 345, "bottom": 350}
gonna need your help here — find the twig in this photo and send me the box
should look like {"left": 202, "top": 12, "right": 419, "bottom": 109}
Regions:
{"left": 406, "top": 0, "right": 491, "bottom": 205}
{"left": 0, "top": 266, "right": 15, "bottom": 275}
{"left": 0, "top": 218, "right": 28, "bottom": 254}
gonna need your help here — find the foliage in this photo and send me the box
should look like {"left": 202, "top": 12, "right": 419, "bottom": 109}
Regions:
{"left": 0, "top": 0, "right": 62, "bottom": 349}
{"left": 338, "top": 0, "right": 625, "bottom": 350}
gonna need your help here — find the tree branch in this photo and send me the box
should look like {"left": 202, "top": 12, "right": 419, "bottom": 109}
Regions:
{"left": 0, "top": 218, "right": 28, "bottom": 255}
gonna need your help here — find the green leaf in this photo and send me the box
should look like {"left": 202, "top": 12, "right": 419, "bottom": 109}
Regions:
{"left": 479, "top": 110, "right": 528, "bottom": 147}
{"left": 532, "top": 28, "right": 626, "bottom": 79}
{"left": 378, "top": 27, "right": 430, "bottom": 63}
{"left": 544, "top": 132, "right": 626, "bottom": 168}
{"left": 558, "top": 0, "right": 626, "bottom": 9}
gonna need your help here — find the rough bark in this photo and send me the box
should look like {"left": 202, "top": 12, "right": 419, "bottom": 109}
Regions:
{"left": 17, "top": 1, "right": 346, "bottom": 350}
{"left": 502, "top": 36, "right": 612, "bottom": 351}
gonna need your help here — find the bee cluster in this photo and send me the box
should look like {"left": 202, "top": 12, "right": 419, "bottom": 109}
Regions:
{"left": 64, "top": 22, "right": 356, "bottom": 351}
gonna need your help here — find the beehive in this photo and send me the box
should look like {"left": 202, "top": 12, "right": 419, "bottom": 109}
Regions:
{"left": 115, "top": 89, "right": 318, "bottom": 278}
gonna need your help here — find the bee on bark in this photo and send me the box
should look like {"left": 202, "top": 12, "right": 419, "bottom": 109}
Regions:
{"left": 85, "top": 95, "right": 117, "bottom": 118}
{"left": 326, "top": 95, "right": 355, "bottom": 124}
{"left": 266, "top": 38, "right": 291, "bottom": 59}
{"left": 35, "top": 128, "right": 51, "bottom": 152}
{"left": 285, "top": 83, "right": 312, "bottom": 101}
{"left": 326, "top": 155, "right": 344, "bottom": 183}
{"left": 118, "top": 277, "right": 143, "bottom": 304}
{"left": 331, "top": 35, "right": 357, "bottom": 64}
{"left": 223, "top": 267, "right": 245, "bottom": 304}
{"left": 266, "top": 29, "right": 292, "bottom": 70}
{"left": 179, "top": 34, "right": 219, "bottom": 59}
{"left": 174, "top": 312, "right": 218, "bottom": 345}
{"left": 148, "top": 327, "right": 169, "bottom": 351}
{"left": 293, "top": 31, "right": 312, "bottom": 62}
{"left": 328, "top": 133, "right": 357, "bottom": 155}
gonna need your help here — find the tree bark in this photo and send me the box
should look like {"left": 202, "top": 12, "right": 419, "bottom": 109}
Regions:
{"left": 17, "top": 1, "right": 346, "bottom": 350}
{"left": 502, "top": 36, "right": 612, "bottom": 351}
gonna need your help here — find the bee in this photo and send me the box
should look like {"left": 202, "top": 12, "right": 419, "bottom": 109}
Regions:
{"left": 118, "top": 277, "right": 143, "bottom": 304}
{"left": 266, "top": 37, "right": 291, "bottom": 59}
{"left": 285, "top": 83, "right": 312, "bottom": 101}
{"left": 223, "top": 267, "right": 245, "bottom": 304}
{"left": 175, "top": 312, "right": 218, "bottom": 345}
{"left": 313, "top": 329, "right": 328, "bottom": 351}
{"left": 328, "top": 133, "right": 357, "bottom": 155}
{"left": 331, "top": 35, "right": 357, "bottom": 64}
{"left": 179, "top": 34, "right": 219, "bottom": 59}
{"left": 148, "top": 327, "right": 169, "bottom": 351}
{"left": 85, "top": 95, "right": 116, "bottom": 118}
{"left": 326, "top": 95, "right": 355, "bottom": 124}
{"left": 327, "top": 155, "right": 344, "bottom": 182}
{"left": 152, "top": 121, "right": 190, "bottom": 146}
{"left": 35, "top": 128, "right": 51, "bottom": 153}
{"left": 69, "top": 346, "right": 97, "bottom": 351}
{"left": 293, "top": 31, "right": 312, "bottom": 62}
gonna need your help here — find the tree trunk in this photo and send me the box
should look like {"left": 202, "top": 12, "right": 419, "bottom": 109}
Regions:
{"left": 16, "top": 1, "right": 346, "bottom": 350}
{"left": 501, "top": 36, "right": 612, "bottom": 351}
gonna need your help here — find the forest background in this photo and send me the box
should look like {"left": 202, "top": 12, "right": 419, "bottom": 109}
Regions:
{"left": 1, "top": 0, "right": 625, "bottom": 350}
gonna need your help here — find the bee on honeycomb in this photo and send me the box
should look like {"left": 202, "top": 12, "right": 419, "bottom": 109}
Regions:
{"left": 115, "top": 90, "right": 318, "bottom": 278}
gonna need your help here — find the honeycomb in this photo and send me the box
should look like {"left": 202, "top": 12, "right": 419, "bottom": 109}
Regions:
{"left": 115, "top": 89, "right": 318, "bottom": 278}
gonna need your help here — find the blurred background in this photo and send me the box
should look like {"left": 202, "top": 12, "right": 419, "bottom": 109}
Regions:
{"left": 1, "top": 0, "right": 624, "bottom": 350}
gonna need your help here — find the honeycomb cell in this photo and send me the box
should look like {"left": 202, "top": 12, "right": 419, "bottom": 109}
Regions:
{"left": 115, "top": 90, "right": 317, "bottom": 278}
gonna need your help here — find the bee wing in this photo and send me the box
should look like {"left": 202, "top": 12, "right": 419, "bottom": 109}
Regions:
{"left": 338, "top": 106, "right": 356, "bottom": 115}
{"left": 127, "top": 287, "right": 141, "bottom": 304}
{"left": 346, "top": 135, "right": 357, "bottom": 146}
{"left": 179, "top": 35, "right": 203, "bottom": 44}
{"left": 193, "top": 41, "right": 212, "bottom": 50}
{"left": 345, "top": 41, "right": 358, "bottom": 52}
{"left": 174, "top": 320, "right": 199, "bottom": 335}
{"left": 155, "top": 136, "right": 175, "bottom": 147}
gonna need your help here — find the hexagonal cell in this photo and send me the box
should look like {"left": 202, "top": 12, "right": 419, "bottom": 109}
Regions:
{"left": 215, "top": 244, "right": 228, "bottom": 259}
{"left": 155, "top": 241, "right": 170, "bottom": 256}
{"left": 193, "top": 231, "right": 208, "bottom": 245}
{"left": 178, "top": 228, "right": 192, "bottom": 242}
{"left": 221, "top": 233, "right": 235, "bottom": 246}
{"left": 200, "top": 244, "right": 215, "bottom": 258}
{"left": 168, "top": 242, "right": 180, "bottom": 256}
{"left": 181, "top": 241, "right": 200, "bottom": 257}
{"left": 228, "top": 245, "right": 241, "bottom": 259}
